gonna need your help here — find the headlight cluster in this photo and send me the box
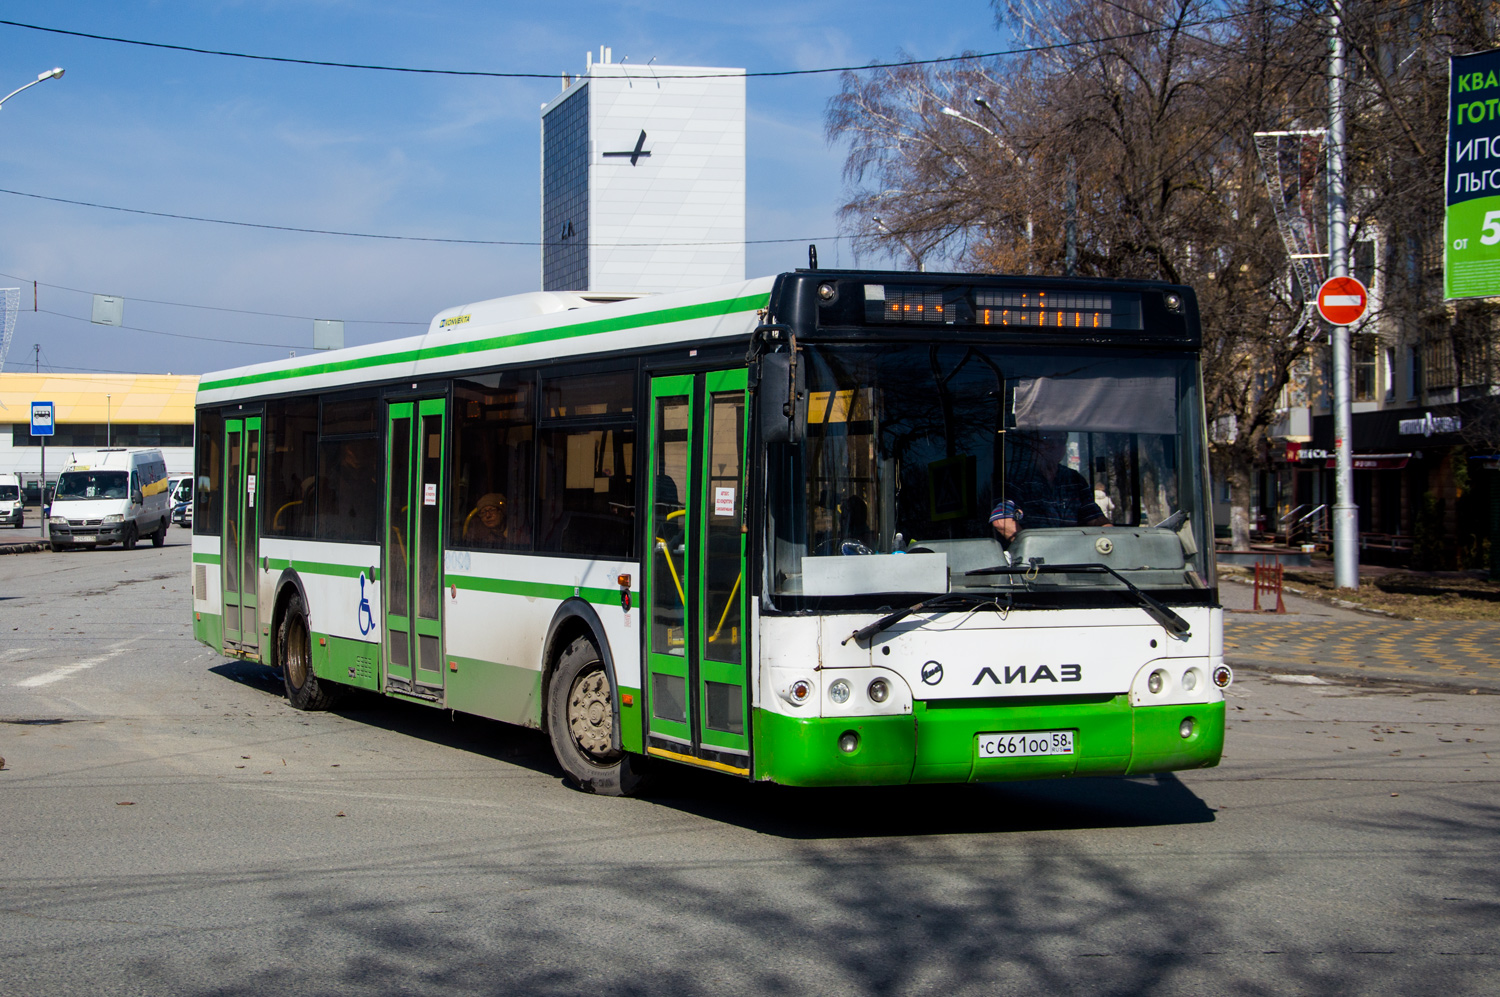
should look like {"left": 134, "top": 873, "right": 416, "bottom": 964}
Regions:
{"left": 102, "top": 514, "right": 125, "bottom": 523}
{"left": 1132, "top": 661, "right": 1226, "bottom": 706}
{"left": 774, "top": 671, "right": 909, "bottom": 714}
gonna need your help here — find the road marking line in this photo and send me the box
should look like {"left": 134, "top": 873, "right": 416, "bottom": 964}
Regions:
{"left": 16, "top": 642, "right": 136, "bottom": 688}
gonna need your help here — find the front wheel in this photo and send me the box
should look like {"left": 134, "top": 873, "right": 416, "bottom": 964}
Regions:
{"left": 121, "top": 523, "right": 138, "bottom": 550}
{"left": 280, "top": 593, "right": 337, "bottom": 710}
{"left": 152, "top": 519, "right": 166, "bottom": 547}
{"left": 546, "top": 635, "right": 647, "bottom": 796}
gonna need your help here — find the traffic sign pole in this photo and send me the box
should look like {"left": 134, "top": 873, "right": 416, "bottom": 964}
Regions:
{"left": 1328, "top": 8, "right": 1359, "bottom": 591}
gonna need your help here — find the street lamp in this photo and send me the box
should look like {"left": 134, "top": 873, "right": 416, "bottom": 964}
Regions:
{"left": 106, "top": 394, "right": 112, "bottom": 447}
{"left": 0, "top": 68, "right": 66, "bottom": 111}
{"left": 941, "top": 101, "right": 1035, "bottom": 268}
{"left": 872, "top": 216, "right": 926, "bottom": 272}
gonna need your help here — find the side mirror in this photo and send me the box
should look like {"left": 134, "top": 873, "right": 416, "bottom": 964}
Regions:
{"left": 132, "top": 491, "right": 144, "bottom": 505}
{"left": 758, "top": 352, "right": 804, "bottom": 445}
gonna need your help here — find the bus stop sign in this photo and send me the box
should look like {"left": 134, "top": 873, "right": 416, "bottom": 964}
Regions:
{"left": 1316, "top": 276, "right": 1368, "bottom": 325}
{"left": 31, "top": 401, "right": 55, "bottom": 436}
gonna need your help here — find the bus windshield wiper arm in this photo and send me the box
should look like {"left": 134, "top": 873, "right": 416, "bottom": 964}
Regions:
{"left": 843, "top": 592, "right": 978, "bottom": 646}
{"left": 964, "top": 562, "right": 1191, "bottom": 638}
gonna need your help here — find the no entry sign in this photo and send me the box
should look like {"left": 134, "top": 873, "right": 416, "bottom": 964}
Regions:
{"left": 1316, "top": 276, "right": 1368, "bottom": 325}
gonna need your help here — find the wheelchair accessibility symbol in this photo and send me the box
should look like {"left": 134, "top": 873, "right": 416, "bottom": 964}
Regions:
{"left": 357, "top": 572, "right": 376, "bottom": 636}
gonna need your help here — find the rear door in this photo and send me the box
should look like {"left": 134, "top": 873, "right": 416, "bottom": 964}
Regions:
{"left": 382, "top": 399, "right": 449, "bottom": 698}
{"left": 221, "top": 416, "right": 262, "bottom": 656}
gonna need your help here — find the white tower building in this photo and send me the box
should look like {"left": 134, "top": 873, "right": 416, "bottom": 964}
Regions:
{"left": 541, "top": 49, "right": 745, "bottom": 294}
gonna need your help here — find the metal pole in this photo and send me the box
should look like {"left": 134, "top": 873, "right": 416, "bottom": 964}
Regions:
{"left": 39, "top": 438, "right": 46, "bottom": 541}
{"left": 1065, "top": 156, "right": 1078, "bottom": 277}
{"left": 106, "top": 394, "right": 112, "bottom": 447}
{"left": 1329, "top": 3, "right": 1359, "bottom": 589}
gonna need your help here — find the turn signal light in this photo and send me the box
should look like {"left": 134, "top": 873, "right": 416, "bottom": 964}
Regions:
{"left": 789, "top": 679, "right": 812, "bottom": 705}
{"left": 1212, "top": 665, "right": 1233, "bottom": 689}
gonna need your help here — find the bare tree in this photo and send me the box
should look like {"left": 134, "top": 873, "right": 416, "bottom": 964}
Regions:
{"left": 828, "top": 0, "right": 1327, "bottom": 548}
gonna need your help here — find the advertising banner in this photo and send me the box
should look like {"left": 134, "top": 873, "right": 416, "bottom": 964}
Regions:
{"left": 1446, "top": 47, "right": 1500, "bottom": 299}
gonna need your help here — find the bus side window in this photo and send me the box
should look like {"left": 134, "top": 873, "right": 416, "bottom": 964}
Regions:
{"left": 451, "top": 375, "right": 535, "bottom": 550}
{"left": 263, "top": 398, "right": 319, "bottom": 537}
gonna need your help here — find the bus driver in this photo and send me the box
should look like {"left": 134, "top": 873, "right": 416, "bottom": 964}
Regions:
{"left": 989, "top": 431, "right": 1108, "bottom": 541}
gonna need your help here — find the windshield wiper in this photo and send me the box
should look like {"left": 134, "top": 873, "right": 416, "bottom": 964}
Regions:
{"left": 964, "top": 562, "right": 1191, "bottom": 638}
{"left": 842, "top": 592, "right": 991, "bottom": 646}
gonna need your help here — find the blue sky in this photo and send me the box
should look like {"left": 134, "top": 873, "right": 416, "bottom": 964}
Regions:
{"left": 0, "top": 1, "right": 1002, "bottom": 376}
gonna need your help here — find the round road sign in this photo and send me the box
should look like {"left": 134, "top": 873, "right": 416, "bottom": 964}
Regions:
{"left": 1316, "top": 276, "right": 1368, "bottom": 325}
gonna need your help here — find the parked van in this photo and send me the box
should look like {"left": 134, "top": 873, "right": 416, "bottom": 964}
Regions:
{"left": 47, "top": 448, "right": 171, "bottom": 551}
{"left": 0, "top": 474, "right": 22, "bottom": 529}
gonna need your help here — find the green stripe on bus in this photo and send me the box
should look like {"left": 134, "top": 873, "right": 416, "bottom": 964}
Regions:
{"left": 192, "top": 552, "right": 221, "bottom": 565}
{"left": 266, "top": 557, "right": 378, "bottom": 580}
{"left": 199, "top": 292, "right": 770, "bottom": 393}
{"left": 449, "top": 573, "right": 630, "bottom": 608}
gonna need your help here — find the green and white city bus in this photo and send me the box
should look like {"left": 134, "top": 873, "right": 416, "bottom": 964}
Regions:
{"left": 191, "top": 269, "right": 1229, "bottom": 795}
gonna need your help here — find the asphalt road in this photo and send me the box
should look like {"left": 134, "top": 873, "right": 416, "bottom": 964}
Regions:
{"left": 1, "top": 543, "right": 1495, "bottom": 996}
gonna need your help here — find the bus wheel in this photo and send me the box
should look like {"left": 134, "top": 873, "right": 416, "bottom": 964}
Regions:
{"left": 280, "top": 594, "right": 336, "bottom": 711}
{"left": 546, "top": 634, "right": 646, "bottom": 797}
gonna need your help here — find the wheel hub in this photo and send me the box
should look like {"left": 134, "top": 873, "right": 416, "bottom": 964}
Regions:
{"left": 568, "top": 669, "right": 615, "bottom": 758}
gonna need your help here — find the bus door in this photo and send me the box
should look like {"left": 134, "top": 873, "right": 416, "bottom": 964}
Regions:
{"left": 644, "top": 369, "right": 750, "bottom": 773}
{"left": 222, "top": 415, "right": 262, "bottom": 657}
{"left": 383, "top": 399, "right": 449, "bottom": 698}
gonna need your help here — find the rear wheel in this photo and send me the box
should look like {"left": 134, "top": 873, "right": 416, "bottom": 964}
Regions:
{"left": 546, "top": 634, "right": 647, "bottom": 796}
{"left": 280, "top": 593, "right": 337, "bottom": 710}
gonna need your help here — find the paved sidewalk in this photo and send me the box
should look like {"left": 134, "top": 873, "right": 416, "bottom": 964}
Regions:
{"left": 1220, "top": 574, "right": 1500, "bottom": 692}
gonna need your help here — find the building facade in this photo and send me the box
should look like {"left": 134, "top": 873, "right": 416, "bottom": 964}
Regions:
{"left": 540, "top": 50, "right": 745, "bottom": 294}
{"left": 0, "top": 373, "right": 198, "bottom": 496}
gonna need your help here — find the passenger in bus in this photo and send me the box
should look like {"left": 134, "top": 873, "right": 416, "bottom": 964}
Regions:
{"left": 989, "top": 431, "right": 1107, "bottom": 541}
{"left": 464, "top": 493, "right": 508, "bottom": 546}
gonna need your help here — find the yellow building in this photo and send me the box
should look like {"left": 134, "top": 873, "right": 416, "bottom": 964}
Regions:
{"left": 0, "top": 373, "right": 199, "bottom": 492}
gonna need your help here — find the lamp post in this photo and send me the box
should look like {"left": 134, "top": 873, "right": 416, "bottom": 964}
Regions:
{"left": 106, "top": 394, "right": 112, "bottom": 447}
{"left": 941, "top": 100, "right": 1035, "bottom": 270}
{"left": 0, "top": 67, "right": 65, "bottom": 111}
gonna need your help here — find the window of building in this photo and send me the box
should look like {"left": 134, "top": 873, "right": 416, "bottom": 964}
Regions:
{"left": 263, "top": 399, "right": 319, "bottom": 538}
{"left": 1383, "top": 347, "right": 1396, "bottom": 402}
{"left": 1353, "top": 336, "right": 1377, "bottom": 401}
{"left": 451, "top": 373, "right": 536, "bottom": 550}
{"left": 1407, "top": 345, "right": 1423, "bottom": 399}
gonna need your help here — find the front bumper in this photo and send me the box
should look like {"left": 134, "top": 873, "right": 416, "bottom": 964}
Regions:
{"left": 48, "top": 522, "right": 128, "bottom": 544}
{"left": 753, "top": 697, "right": 1224, "bottom": 787}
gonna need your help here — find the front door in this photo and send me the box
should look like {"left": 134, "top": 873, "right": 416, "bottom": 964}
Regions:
{"left": 383, "top": 399, "right": 448, "bottom": 697}
{"left": 222, "top": 416, "right": 261, "bottom": 656}
{"left": 644, "top": 369, "right": 750, "bottom": 773}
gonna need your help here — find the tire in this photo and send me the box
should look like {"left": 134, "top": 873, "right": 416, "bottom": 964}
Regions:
{"left": 121, "top": 523, "right": 138, "bottom": 550}
{"left": 50, "top": 541, "right": 64, "bottom": 552}
{"left": 280, "top": 594, "right": 337, "bottom": 710}
{"left": 152, "top": 519, "right": 166, "bottom": 547}
{"left": 546, "top": 634, "right": 647, "bottom": 796}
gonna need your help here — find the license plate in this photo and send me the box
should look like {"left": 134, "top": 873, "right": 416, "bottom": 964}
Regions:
{"left": 977, "top": 730, "right": 1075, "bottom": 758}
{"left": 76, "top": 536, "right": 96, "bottom": 543}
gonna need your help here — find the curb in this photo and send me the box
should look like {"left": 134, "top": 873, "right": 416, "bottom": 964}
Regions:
{"left": 0, "top": 542, "right": 47, "bottom": 555}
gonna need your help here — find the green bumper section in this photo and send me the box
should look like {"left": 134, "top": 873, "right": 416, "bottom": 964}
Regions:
{"left": 753, "top": 697, "right": 1224, "bottom": 787}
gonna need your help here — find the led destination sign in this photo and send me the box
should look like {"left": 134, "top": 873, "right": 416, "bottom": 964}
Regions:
{"left": 862, "top": 284, "right": 1142, "bottom": 330}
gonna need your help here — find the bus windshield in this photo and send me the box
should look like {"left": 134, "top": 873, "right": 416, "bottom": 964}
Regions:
{"left": 766, "top": 342, "right": 1211, "bottom": 602}
{"left": 55, "top": 471, "right": 129, "bottom": 501}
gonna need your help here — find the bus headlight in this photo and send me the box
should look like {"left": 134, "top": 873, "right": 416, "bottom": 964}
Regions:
{"left": 1147, "top": 669, "right": 1167, "bottom": 695}
{"left": 867, "top": 678, "right": 890, "bottom": 703}
{"left": 828, "top": 678, "right": 851, "bottom": 705}
{"left": 1182, "top": 668, "right": 1199, "bottom": 692}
